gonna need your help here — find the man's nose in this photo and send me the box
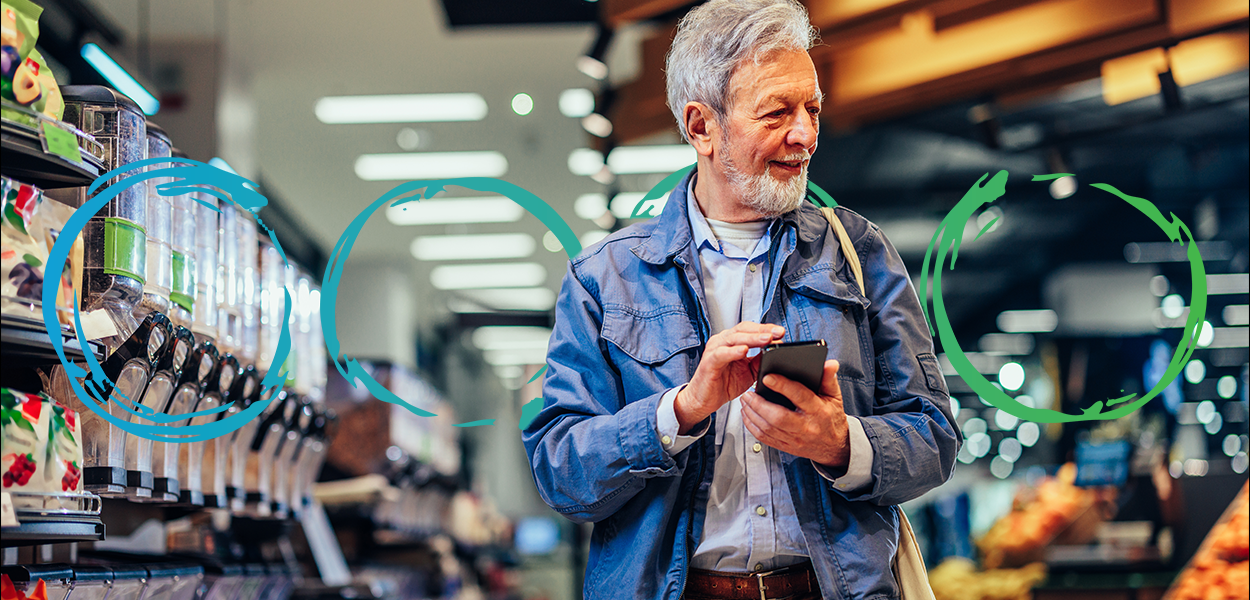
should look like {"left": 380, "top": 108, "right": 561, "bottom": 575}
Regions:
{"left": 787, "top": 112, "right": 818, "bottom": 152}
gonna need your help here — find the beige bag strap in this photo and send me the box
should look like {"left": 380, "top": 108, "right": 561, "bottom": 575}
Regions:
{"left": 820, "top": 206, "right": 935, "bottom": 599}
{"left": 819, "top": 207, "right": 865, "bottom": 297}
{"left": 893, "top": 509, "right": 937, "bottom": 600}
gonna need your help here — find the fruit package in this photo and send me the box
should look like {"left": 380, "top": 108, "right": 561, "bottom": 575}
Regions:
{"left": 0, "top": 0, "right": 63, "bottom": 120}
{"left": 1, "top": 175, "right": 82, "bottom": 327}
{"left": 978, "top": 463, "right": 1115, "bottom": 568}
{"left": 1167, "top": 483, "right": 1250, "bottom": 600}
{"left": 0, "top": 388, "right": 84, "bottom": 506}
{"left": 0, "top": 388, "right": 48, "bottom": 500}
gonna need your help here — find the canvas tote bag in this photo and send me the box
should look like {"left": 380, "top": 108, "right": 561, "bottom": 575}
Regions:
{"left": 819, "top": 206, "right": 938, "bottom": 600}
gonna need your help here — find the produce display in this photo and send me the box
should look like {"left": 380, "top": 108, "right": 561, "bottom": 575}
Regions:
{"left": 977, "top": 463, "right": 1114, "bottom": 568}
{"left": 1168, "top": 483, "right": 1250, "bottom": 600}
{"left": 928, "top": 558, "right": 1047, "bottom": 600}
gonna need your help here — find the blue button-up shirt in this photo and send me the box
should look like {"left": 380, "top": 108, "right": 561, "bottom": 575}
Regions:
{"left": 655, "top": 178, "right": 874, "bottom": 573}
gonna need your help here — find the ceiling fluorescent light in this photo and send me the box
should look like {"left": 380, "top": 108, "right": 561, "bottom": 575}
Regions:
{"left": 431, "top": 263, "right": 546, "bottom": 290}
{"left": 355, "top": 151, "right": 507, "bottom": 181}
{"left": 456, "top": 287, "right": 556, "bottom": 311}
{"left": 559, "top": 88, "right": 595, "bottom": 118}
{"left": 80, "top": 43, "right": 160, "bottom": 115}
{"left": 607, "top": 145, "right": 698, "bottom": 174}
{"left": 315, "top": 93, "right": 487, "bottom": 124}
{"left": 411, "top": 233, "right": 535, "bottom": 261}
{"left": 1208, "top": 273, "right": 1249, "bottom": 295}
{"left": 472, "top": 326, "right": 552, "bottom": 351}
{"left": 997, "top": 309, "right": 1058, "bottom": 333}
{"left": 484, "top": 348, "right": 550, "bottom": 366}
{"left": 1124, "top": 241, "right": 1233, "bottom": 263}
{"left": 387, "top": 197, "right": 523, "bottom": 225}
{"left": 611, "top": 192, "right": 669, "bottom": 219}
{"left": 581, "top": 113, "right": 613, "bottom": 138}
{"left": 568, "top": 149, "right": 605, "bottom": 176}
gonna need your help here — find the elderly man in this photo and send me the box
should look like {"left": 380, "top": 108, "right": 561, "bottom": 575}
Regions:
{"left": 523, "top": 1, "right": 961, "bottom": 598}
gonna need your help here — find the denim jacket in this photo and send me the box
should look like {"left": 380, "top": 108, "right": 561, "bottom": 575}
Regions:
{"left": 523, "top": 169, "right": 962, "bottom": 600}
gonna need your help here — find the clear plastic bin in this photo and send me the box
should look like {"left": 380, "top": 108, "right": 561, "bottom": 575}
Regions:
{"left": 138, "top": 122, "right": 173, "bottom": 316}
{"left": 54, "top": 86, "right": 149, "bottom": 347}
{"left": 1, "top": 564, "right": 73, "bottom": 600}
{"left": 215, "top": 203, "right": 239, "bottom": 355}
{"left": 105, "top": 565, "right": 147, "bottom": 600}
{"left": 168, "top": 148, "right": 196, "bottom": 330}
{"left": 192, "top": 190, "right": 218, "bottom": 343}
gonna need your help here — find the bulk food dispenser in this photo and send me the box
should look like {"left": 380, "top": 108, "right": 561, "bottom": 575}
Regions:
{"left": 177, "top": 346, "right": 224, "bottom": 506}
{"left": 215, "top": 201, "right": 240, "bottom": 355}
{"left": 153, "top": 339, "right": 218, "bottom": 504}
{"left": 119, "top": 314, "right": 189, "bottom": 499}
{"left": 242, "top": 390, "right": 297, "bottom": 517}
{"left": 270, "top": 395, "right": 315, "bottom": 518}
{"left": 225, "top": 365, "right": 261, "bottom": 509}
{"left": 46, "top": 85, "right": 148, "bottom": 346}
{"left": 288, "top": 406, "right": 330, "bottom": 519}
{"left": 191, "top": 189, "right": 218, "bottom": 344}
{"left": 44, "top": 312, "right": 170, "bottom": 496}
{"left": 137, "top": 122, "right": 173, "bottom": 318}
{"left": 168, "top": 148, "right": 196, "bottom": 330}
{"left": 199, "top": 354, "right": 241, "bottom": 508}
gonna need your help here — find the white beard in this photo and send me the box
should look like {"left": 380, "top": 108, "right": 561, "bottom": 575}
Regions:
{"left": 720, "top": 138, "right": 809, "bottom": 218}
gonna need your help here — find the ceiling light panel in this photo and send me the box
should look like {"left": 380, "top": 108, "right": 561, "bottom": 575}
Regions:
{"left": 607, "top": 145, "right": 698, "bottom": 174}
{"left": 387, "top": 197, "right": 524, "bottom": 225}
{"left": 315, "top": 93, "right": 488, "bottom": 123}
{"left": 456, "top": 287, "right": 557, "bottom": 311}
{"left": 431, "top": 263, "right": 546, "bottom": 290}
{"left": 411, "top": 233, "right": 535, "bottom": 261}
{"left": 356, "top": 152, "right": 508, "bottom": 181}
{"left": 472, "top": 326, "right": 552, "bottom": 351}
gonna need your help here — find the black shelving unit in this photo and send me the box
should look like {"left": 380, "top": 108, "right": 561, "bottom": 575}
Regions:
{"left": 0, "top": 516, "right": 106, "bottom": 547}
{"left": 0, "top": 314, "right": 104, "bottom": 367}
{"left": 1, "top": 119, "right": 104, "bottom": 189}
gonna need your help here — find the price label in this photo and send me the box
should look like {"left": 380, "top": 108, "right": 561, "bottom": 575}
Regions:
{"left": 41, "top": 121, "right": 84, "bottom": 165}
{"left": 1, "top": 492, "right": 18, "bottom": 527}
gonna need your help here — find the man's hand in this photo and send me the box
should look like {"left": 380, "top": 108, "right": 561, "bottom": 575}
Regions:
{"left": 741, "top": 360, "right": 850, "bottom": 470}
{"left": 674, "top": 322, "right": 785, "bottom": 434}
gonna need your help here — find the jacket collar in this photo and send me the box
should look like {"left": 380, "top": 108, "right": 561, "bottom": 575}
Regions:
{"left": 630, "top": 167, "right": 824, "bottom": 266}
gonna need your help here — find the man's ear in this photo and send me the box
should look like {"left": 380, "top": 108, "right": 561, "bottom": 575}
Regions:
{"left": 684, "top": 102, "right": 717, "bottom": 158}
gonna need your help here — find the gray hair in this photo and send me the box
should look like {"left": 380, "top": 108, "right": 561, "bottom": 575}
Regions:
{"left": 665, "top": 0, "right": 818, "bottom": 142}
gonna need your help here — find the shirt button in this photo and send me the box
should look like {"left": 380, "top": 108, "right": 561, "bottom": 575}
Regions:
{"left": 756, "top": 506, "right": 767, "bottom": 517}
{"left": 754, "top": 563, "right": 764, "bottom": 572}
{"left": 749, "top": 264, "right": 757, "bottom": 273}
{"left": 661, "top": 435, "right": 672, "bottom": 445}
{"left": 753, "top": 442, "right": 762, "bottom": 453}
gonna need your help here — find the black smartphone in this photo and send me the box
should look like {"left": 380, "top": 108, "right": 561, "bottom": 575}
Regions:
{"left": 755, "top": 340, "right": 827, "bottom": 410}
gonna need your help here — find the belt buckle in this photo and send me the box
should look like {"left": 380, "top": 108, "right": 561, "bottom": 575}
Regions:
{"left": 753, "top": 566, "right": 785, "bottom": 600}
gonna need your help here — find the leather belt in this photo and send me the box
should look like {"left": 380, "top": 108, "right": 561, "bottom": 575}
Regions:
{"left": 684, "top": 561, "right": 818, "bottom": 600}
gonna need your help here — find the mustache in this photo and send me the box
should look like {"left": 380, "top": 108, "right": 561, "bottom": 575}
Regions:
{"left": 775, "top": 151, "right": 811, "bottom": 163}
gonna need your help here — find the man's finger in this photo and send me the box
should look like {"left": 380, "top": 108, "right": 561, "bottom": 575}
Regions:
{"left": 731, "top": 322, "right": 786, "bottom": 338}
{"left": 761, "top": 373, "right": 819, "bottom": 414}
{"left": 819, "top": 360, "right": 843, "bottom": 400}
{"left": 742, "top": 401, "right": 787, "bottom": 449}
{"left": 742, "top": 390, "right": 803, "bottom": 435}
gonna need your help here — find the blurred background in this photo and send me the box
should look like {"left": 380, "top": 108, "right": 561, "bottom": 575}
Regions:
{"left": 1, "top": 0, "right": 1247, "bottom": 599}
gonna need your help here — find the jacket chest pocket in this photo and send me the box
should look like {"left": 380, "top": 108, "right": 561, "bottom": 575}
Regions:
{"left": 782, "top": 268, "right": 872, "bottom": 386}
{"left": 601, "top": 305, "right": 702, "bottom": 397}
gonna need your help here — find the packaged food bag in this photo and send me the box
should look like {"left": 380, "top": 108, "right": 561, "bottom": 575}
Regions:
{"left": 1, "top": 388, "right": 50, "bottom": 504}
{"left": 1, "top": 176, "right": 49, "bottom": 317}
{"left": 43, "top": 399, "right": 82, "bottom": 494}
{"left": 32, "top": 196, "right": 82, "bottom": 329}
{"left": 1, "top": 0, "right": 63, "bottom": 120}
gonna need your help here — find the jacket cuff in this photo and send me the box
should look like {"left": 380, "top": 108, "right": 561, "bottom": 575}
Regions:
{"left": 619, "top": 389, "right": 682, "bottom": 477}
{"left": 656, "top": 384, "right": 710, "bottom": 456}
{"left": 813, "top": 416, "right": 874, "bottom": 493}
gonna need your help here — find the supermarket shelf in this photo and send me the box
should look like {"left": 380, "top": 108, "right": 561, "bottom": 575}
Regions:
{"left": 0, "top": 313, "right": 104, "bottom": 367}
{"left": 1, "top": 115, "right": 104, "bottom": 189}
{"left": 2, "top": 491, "right": 106, "bottom": 547}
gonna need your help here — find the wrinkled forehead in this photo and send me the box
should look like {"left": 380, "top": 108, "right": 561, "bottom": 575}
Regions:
{"left": 726, "top": 48, "right": 822, "bottom": 109}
